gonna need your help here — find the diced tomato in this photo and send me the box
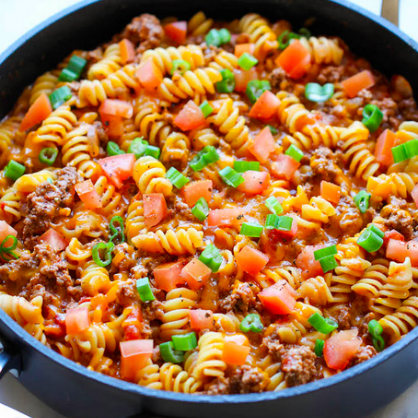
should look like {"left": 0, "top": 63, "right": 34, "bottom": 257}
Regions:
{"left": 383, "top": 230, "right": 405, "bottom": 246}
{"left": 320, "top": 181, "right": 341, "bottom": 204}
{"left": 249, "top": 126, "right": 276, "bottom": 163}
{"left": 258, "top": 280, "right": 296, "bottom": 314}
{"left": 222, "top": 337, "right": 250, "bottom": 366}
{"left": 164, "top": 21, "right": 187, "bottom": 44}
{"left": 183, "top": 180, "right": 212, "bottom": 207}
{"left": 98, "top": 154, "right": 136, "bottom": 188}
{"left": 236, "top": 246, "right": 269, "bottom": 276}
{"left": 0, "top": 220, "right": 17, "bottom": 248}
{"left": 237, "top": 171, "right": 270, "bottom": 194}
{"left": 375, "top": 129, "right": 396, "bottom": 166}
{"left": 276, "top": 40, "right": 311, "bottom": 79}
{"left": 180, "top": 258, "right": 212, "bottom": 290}
{"left": 65, "top": 306, "right": 90, "bottom": 335}
{"left": 271, "top": 154, "right": 300, "bottom": 180}
{"left": 153, "top": 260, "right": 187, "bottom": 292}
{"left": 99, "top": 99, "right": 133, "bottom": 119}
{"left": 248, "top": 90, "right": 280, "bottom": 121}
{"left": 38, "top": 228, "right": 68, "bottom": 252}
{"left": 386, "top": 239, "right": 408, "bottom": 263}
{"left": 207, "top": 208, "right": 243, "bottom": 227}
{"left": 234, "top": 68, "right": 258, "bottom": 93}
{"left": 407, "top": 241, "right": 418, "bottom": 266}
{"left": 143, "top": 193, "right": 167, "bottom": 228}
{"left": 174, "top": 100, "right": 206, "bottom": 131}
{"left": 19, "top": 93, "right": 52, "bottom": 132}
{"left": 234, "top": 43, "right": 255, "bottom": 58}
{"left": 119, "top": 39, "right": 135, "bottom": 64}
{"left": 341, "top": 70, "right": 375, "bottom": 98}
{"left": 75, "top": 180, "right": 102, "bottom": 209}
{"left": 296, "top": 244, "right": 324, "bottom": 279}
{"left": 124, "top": 325, "right": 141, "bottom": 341}
{"left": 412, "top": 184, "right": 418, "bottom": 207}
{"left": 101, "top": 114, "right": 124, "bottom": 138}
{"left": 135, "top": 60, "right": 163, "bottom": 91}
{"left": 44, "top": 323, "right": 66, "bottom": 338}
{"left": 122, "top": 307, "right": 143, "bottom": 341}
{"left": 120, "top": 339, "right": 153, "bottom": 380}
{"left": 189, "top": 309, "right": 214, "bottom": 330}
{"left": 324, "top": 330, "right": 361, "bottom": 370}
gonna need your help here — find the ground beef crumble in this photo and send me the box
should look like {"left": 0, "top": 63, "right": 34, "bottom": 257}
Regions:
{"left": 219, "top": 281, "right": 257, "bottom": 315}
{"left": 281, "top": 345, "right": 317, "bottom": 387}
{"left": 350, "top": 345, "right": 377, "bottom": 366}
{"left": 229, "top": 365, "right": 269, "bottom": 393}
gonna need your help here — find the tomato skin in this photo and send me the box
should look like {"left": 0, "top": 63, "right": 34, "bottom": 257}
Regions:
{"left": 375, "top": 129, "right": 396, "bottom": 166}
{"left": 174, "top": 100, "right": 206, "bottom": 131}
{"left": 19, "top": 93, "right": 52, "bottom": 132}
{"left": 238, "top": 171, "right": 270, "bottom": 195}
{"left": 39, "top": 228, "right": 68, "bottom": 252}
{"left": 165, "top": 21, "right": 187, "bottom": 44}
{"left": 98, "top": 154, "right": 136, "bottom": 188}
{"left": 135, "top": 60, "right": 163, "bottom": 91}
{"left": 75, "top": 180, "right": 102, "bottom": 209}
{"left": 183, "top": 180, "right": 213, "bottom": 207}
{"left": 236, "top": 246, "right": 269, "bottom": 276}
{"left": 143, "top": 193, "right": 167, "bottom": 228}
{"left": 249, "top": 91, "right": 280, "bottom": 121}
{"left": 99, "top": 99, "right": 133, "bottom": 119}
{"left": 154, "top": 260, "right": 187, "bottom": 292}
{"left": 276, "top": 40, "right": 311, "bottom": 79}
{"left": 296, "top": 244, "right": 325, "bottom": 279}
{"left": 124, "top": 325, "right": 141, "bottom": 341}
{"left": 65, "top": 306, "right": 90, "bottom": 335}
{"left": 120, "top": 339, "right": 153, "bottom": 380}
{"left": 341, "top": 70, "right": 375, "bottom": 98}
{"left": 383, "top": 230, "right": 405, "bottom": 247}
{"left": 324, "top": 330, "right": 361, "bottom": 370}
{"left": 208, "top": 208, "right": 243, "bottom": 227}
{"left": 189, "top": 309, "right": 214, "bottom": 330}
{"left": 258, "top": 280, "right": 296, "bottom": 314}
{"left": 249, "top": 127, "right": 276, "bottom": 163}
{"left": 271, "top": 154, "right": 300, "bottom": 180}
{"left": 180, "top": 259, "right": 212, "bottom": 290}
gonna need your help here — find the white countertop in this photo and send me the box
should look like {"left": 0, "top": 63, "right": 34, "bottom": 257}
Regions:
{"left": 1, "top": 0, "right": 418, "bottom": 417}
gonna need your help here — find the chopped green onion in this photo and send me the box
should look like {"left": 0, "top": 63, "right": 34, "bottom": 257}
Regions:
{"left": 298, "top": 27, "right": 311, "bottom": 38}
{"left": 314, "top": 245, "right": 338, "bottom": 261}
{"left": 66, "top": 55, "right": 87, "bottom": 76}
{"left": 190, "top": 145, "right": 220, "bottom": 171}
{"left": 92, "top": 242, "right": 114, "bottom": 267}
{"left": 109, "top": 216, "right": 125, "bottom": 244}
{"left": 308, "top": 313, "right": 338, "bottom": 334}
{"left": 238, "top": 52, "right": 258, "bottom": 71}
{"left": 192, "top": 198, "right": 209, "bottom": 222}
{"left": 265, "top": 214, "right": 280, "bottom": 229}
{"left": 166, "top": 167, "right": 189, "bottom": 189}
{"left": 39, "top": 147, "right": 58, "bottom": 166}
{"left": 58, "top": 68, "right": 78, "bottom": 82}
{"left": 285, "top": 144, "right": 304, "bottom": 162}
{"left": 0, "top": 235, "right": 19, "bottom": 261}
{"left": 319, "top": 255, "right": 338, "bottom": 273}
{"left": 368, "top": 319, "right": 385, "bottom": 352}
{"left": 199, "top": 101, "right": 214, "bottom": 118}
{"left": 233, "top": 161, "right": 260, "bottom": 172}
{"left": 391, "top": 144, "right": 408, "bottom": 163}
{"left": 369, "top": 224, "right": 384, "bottom": 239}
{"left": 219, "top": 166, "right": 244, "bottom": 188}
{"left": 314, "top": 339, "right": 324, "bottom": 357}
{"left": 240, "top": 222, "right": 263, "bottom": 238}
{"left": 205, "top": 28, "right": 231, "bottom": 46}
{"left": 128, "top": 137, "right": 148, "bottom": 158}
{"left": 277, "top": 30, "right": 301, "bottom": 50}
{"left": 136, "top": 277, "right": 155, "bottom": 302}
{"left": 353, "top": 190, "right": 371, "bottom": 214}
{"left": 305, "top": 83, "right": 334, "bottom": 102}
{"left": 277, "top": 216, "right": 293, "bottom": 231}
{"left": 218, "top": 28, "right": 231, "bottom": 44}
{"left": 216, "top": 69, "right": 235, "bottom": 93}
{"left": 267, "top": 125, "right": 278, "bottom": 135}
{"left": 246, "top": 80, "right": 271, "bottom": 104}
{"left": 170, "top": 59, "right": 191, "bottom": 76}
{"left": 160, "top": 341, "right": 184, "bottom": 363}
{"left": 404, "top": 139, "right": 418, "bottom": 159}
{"left": 265, "top": 196, "right": 283, "bottom": 215}
{"left": 144, "top": 145, "right": 161, "bottom": 159}
{"left": 240, "top": 313, "right": 264, "bottom": 333}
{"left": 199, "top": 244, "right": 223, "bottom": 272}
{"left": 4, "top": 160, "right": 25, "bottom": 181}
{"left": 49, "top": 86, "right": 72, "bottom": 109}
{"left": 172, "top": 332, "right": 197, "bottom": 351}
{"left": 357, "top": 228, "right": 384, "bottom": 253}
{"left": 362, "top": 104, "right": 383, "bottom": 133}
{"left": 107, "top": 141, "right": 125, "bottom": 156}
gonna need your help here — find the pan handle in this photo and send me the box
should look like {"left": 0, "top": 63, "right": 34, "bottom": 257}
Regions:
{"left": 381, "top": 0, "right": 399, "bottom": 27}
{"left": 0, "top": 333, "right": 22, "bottom": 379}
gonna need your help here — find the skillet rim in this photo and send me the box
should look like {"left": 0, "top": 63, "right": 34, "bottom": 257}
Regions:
{"left": 1, "top": 0, "right": 418, "bottom": 405}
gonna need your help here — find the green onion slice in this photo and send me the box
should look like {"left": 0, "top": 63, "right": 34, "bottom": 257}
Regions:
{"left": 368, "top": 319, "right": 385, "bottom": 352}
{"left": 107, "top": 141, "right": 125, "bottom": 156}
{"left": 369, "top": 224, "right": 384, "bottom": 239}
{"left": 362, "top": 104, "right": 384, "bottom": 133}
{"left": 238, "top": 53, "right": 258, "bottom": 71}
{"left": 267, "top": 125, "right": 278, "bottom": 135}
{"left": 199, "top": 244, "right": 223, "bottom": 273}
{"left": 357, "top": 228, "right": 384, "bottom": 253}
{"left": 58, "top": 69, "right": 78, "bottom": 82}
{"left": 246, "top": 80, "right": 271, "bottom": 104}
{"left": 66, "top": 55, "right": 87, "bottom": 76}
{"left": 314, "top": 245, "right": 338, "bottom": 261}
{"left": 39, "top": 147, "right": 58, "bottom": 166}
{"left": 92, "top": 242, "right": 114, "bottom": 267}
{"left": 285, "top": 144, "right": 304, "bottom": 162}
{"left": 240, "top": 313, "right": 264, "bottom": 333}
{"left": 277, "top": 216, "right": 293, "bottom": 231}
{"left": 353, "top": 190, "right": 371, "bottom": 214}
{"left": 199, "top": 101, "right": 214, "bottom": 118}
{"left": 49, "top": 86, "right": 72, "bottom": 109}
{"left": 0, "top": 235, "right": 19, "bottom": 261}
{"left": 319, "top": 255, "right": 338, "bottom": 273}
{"left": 233, "top": 161, "right": 260, "bottom": 172}
{"left": 265, "top": 214, "right": 280, "bottom": 229}
{"left": 314, "top": 339, "right": 325, "bottom": 357}
{"left": 277, "top": 30, "right": 301, "bottom": 50}
{"left": 192, "top": 198, "right": 209, "bottom": 222}
{"left": 205, "top": 28, "right": 231, "bottom": 47}
{"left": 144, "top": 145, "right": 161, "bottom": 159}
{"left": 172, "top": 332, "right": 198, "bottom": 351}
{"left": 404, "top": 139, "right": 418, "bottom": 159}
{"left": 4, "top": 160, "right": 26, "bottom": 181}
{"left": 136, "top": 277, "right": 155, "bottom": 302}
{"left": 190, "top": 146, "right": 220, "bottom": 171}
{"left": 170, "top": 59, "right": 191, "bottom": 76}
{"left": 166, "top": 167, "right": 189, "bottom": 189}
{"left": 216, "top": 69, "right": 236, "bottom": 93}
{"left": 298, "top": 27, "right": 311, "bottom": 38}
{"left": 305, "top": 83, "right": 334, "bottom": 102}
{"left": 391, "top": 144, "right": 408, "bottom": 163}
{"left": 128, "top": 137, "right": 148, "bottom": 158}
{"left": 109, "top": 216, "right": 125, "bottom": 244}
{"left": 160, "top": 341, "right": 184, "bottom": 363}
{"left": 308, "top": 313, "right": 338, "bottom": 334}
{"left": 218, "top": 28, "right": 231, "bottom": 44}
{"left": 265, "top": 196, "right": 283, "bottom": 216}
{"left": 240, "top": 222, "right": 263, "bottom": 238}
{"left": 219, "top": 166, "right": 244, "bottom": 188}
